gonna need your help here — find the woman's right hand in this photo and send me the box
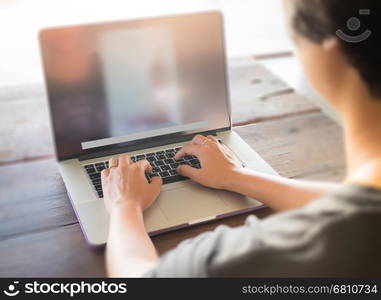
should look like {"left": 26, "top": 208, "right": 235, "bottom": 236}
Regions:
{"left": 175, "top": 134, "right": 244, "bottom": 190}
{"left": 101, "top": 154, "right": 162, "bottom": 215}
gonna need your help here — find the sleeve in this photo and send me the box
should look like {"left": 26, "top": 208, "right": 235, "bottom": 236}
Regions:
{"left": 143, "top": 215, "right": 266, "bottom": 277}
{"left": 143, "top": 185, "right": 362, "bottom": 277}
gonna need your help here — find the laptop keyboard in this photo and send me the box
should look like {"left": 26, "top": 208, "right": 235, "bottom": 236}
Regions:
{"left": 83, "top": 147, "right": 200, "bottom": 198}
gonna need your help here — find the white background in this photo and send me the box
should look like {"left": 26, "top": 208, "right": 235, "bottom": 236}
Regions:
{"left": 0, "top": 0, "right": 291, "bottom": 86}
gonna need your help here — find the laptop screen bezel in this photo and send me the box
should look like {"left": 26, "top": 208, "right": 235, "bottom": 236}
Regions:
{"left": 39, "top": 11, "right": 232, "bottom": 161}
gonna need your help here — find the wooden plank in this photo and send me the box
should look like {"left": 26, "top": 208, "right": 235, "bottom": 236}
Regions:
{"left": 0, "top": 57, "right": 318, "bottom": 164}
{"left": 228, "top": 58, "right": 319, "bottom": 126}
{"left": 0, "top": 223, "right": 105, "bottom": 277}
{"left": 0, "top": 97, "right": 53, "bottom": 164}
{"left": 0, "top": 159, "right": 76, "bottom": 240}
{"left": 235, "top": 112, "right": 346, "bottom": 181}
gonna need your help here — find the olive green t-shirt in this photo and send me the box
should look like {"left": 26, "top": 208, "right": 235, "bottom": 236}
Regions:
{"left": 144, "top": 184, "right": 381, "bottom": 277}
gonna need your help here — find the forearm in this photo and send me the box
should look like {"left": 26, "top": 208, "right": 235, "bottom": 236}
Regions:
{"left": 106, "top": 202, "right": 158, "bottom": 277}
{"left": 225, "top": 169, "right": 339, "bottom": 211}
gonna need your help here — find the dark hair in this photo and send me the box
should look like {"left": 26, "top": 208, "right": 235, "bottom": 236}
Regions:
{"left": 291, "top": 0, "right": 381, "bottom": 97}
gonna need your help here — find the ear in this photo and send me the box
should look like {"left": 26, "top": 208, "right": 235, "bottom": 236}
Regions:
{"left": 322, "top": 37, "right": 340, "bottom": 51}
{"left": 320, "top": 37, "right": 347, "bottom": 67}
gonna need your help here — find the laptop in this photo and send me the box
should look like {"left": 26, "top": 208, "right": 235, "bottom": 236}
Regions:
{"left": 39, "top": 11, "right": 277, "bottom": 246}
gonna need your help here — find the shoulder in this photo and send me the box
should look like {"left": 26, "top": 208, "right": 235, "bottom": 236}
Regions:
{"left": 211, "top": 183, "right": 381, "bottom": 277}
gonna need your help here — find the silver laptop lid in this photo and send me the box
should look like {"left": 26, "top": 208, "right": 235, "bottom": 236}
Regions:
{"left": 39, "top": 12, "right": 231, "bottom": 160}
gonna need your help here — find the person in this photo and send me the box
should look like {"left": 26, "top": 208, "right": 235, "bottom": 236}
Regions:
{"left": 101, "top": 0, "right": 381, "bottom": 277}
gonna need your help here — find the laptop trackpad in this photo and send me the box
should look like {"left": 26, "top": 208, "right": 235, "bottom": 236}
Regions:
{"left": 158, "top": 181, "right": 229, "bottom": 224}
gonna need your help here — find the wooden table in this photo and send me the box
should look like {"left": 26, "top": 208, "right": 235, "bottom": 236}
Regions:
{"left": 0, "top": 57, "right": 346, "bottom": 277}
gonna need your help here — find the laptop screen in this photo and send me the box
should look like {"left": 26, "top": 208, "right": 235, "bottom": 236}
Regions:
{"left": 40, "top": 12, "right": 230, "bottom": 160}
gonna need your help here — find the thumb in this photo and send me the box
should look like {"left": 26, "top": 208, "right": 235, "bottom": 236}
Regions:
{"left": 177, "top": 165, "right": 200, "bottom": 180}
{"left": 150, "top": 174, "right": 163, "bottom": 187}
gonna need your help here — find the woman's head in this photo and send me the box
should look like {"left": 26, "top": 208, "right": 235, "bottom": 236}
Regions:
{"left": 284, "top": 0, "right": 381, "bottom": 108}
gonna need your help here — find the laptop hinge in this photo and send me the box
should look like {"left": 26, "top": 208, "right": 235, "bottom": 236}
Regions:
{"left": 77, "top": 129, "right": 221, "bottom": 161}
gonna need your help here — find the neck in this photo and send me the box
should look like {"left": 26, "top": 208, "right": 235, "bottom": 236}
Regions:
{"left": 340, "top": 92, "right": 381, "bottom": 182}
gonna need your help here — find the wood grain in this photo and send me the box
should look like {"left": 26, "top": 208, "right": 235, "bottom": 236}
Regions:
{"left": 0, "top": 97, "right": 53, "bottom": 164}
{"left": 228, "top": 58, "right": 319, "bottom": 126}
{"left": 235, "top": 112, "right": 346, "bottom": 182}
{"left": 0, "top": 223, "right": 105, "bottom": 277}
{"left": 0, "top": 159, "right": 75, "bottom": 240}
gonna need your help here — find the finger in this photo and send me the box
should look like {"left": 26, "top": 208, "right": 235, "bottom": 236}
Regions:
{"left": 109, "top": 156, "right": 118, "bottom": 168}
{"left": 192, "top": 134, "right": 208, "bottom": 145}
{"left": 150, "top": 175, "right": 162, "bottom": 186}
{"left": 177, "top": 164, "right": 201, "bottom": 180}
{"left": 118, "top": 154, "right": 130, "bottom": 169}
{"left": 221, "top": 144, "right": 236, "bottom": 158}
{"left": 101, "top": 169, "right": 110, "bottom": 191}
{"left": 101, "top": 168, "right": 110, "bottom": 178}
{"left": 136, "top": 159, "right": 152, "bottom": 173}
{"left": 207, "top": 135, "right": 218, "bottom": 143}
{"left": 175, "top": 144, "right": 201, "bottom": 160}
{"left": 101, "top": 169, "right": 110, "bottom": 187}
